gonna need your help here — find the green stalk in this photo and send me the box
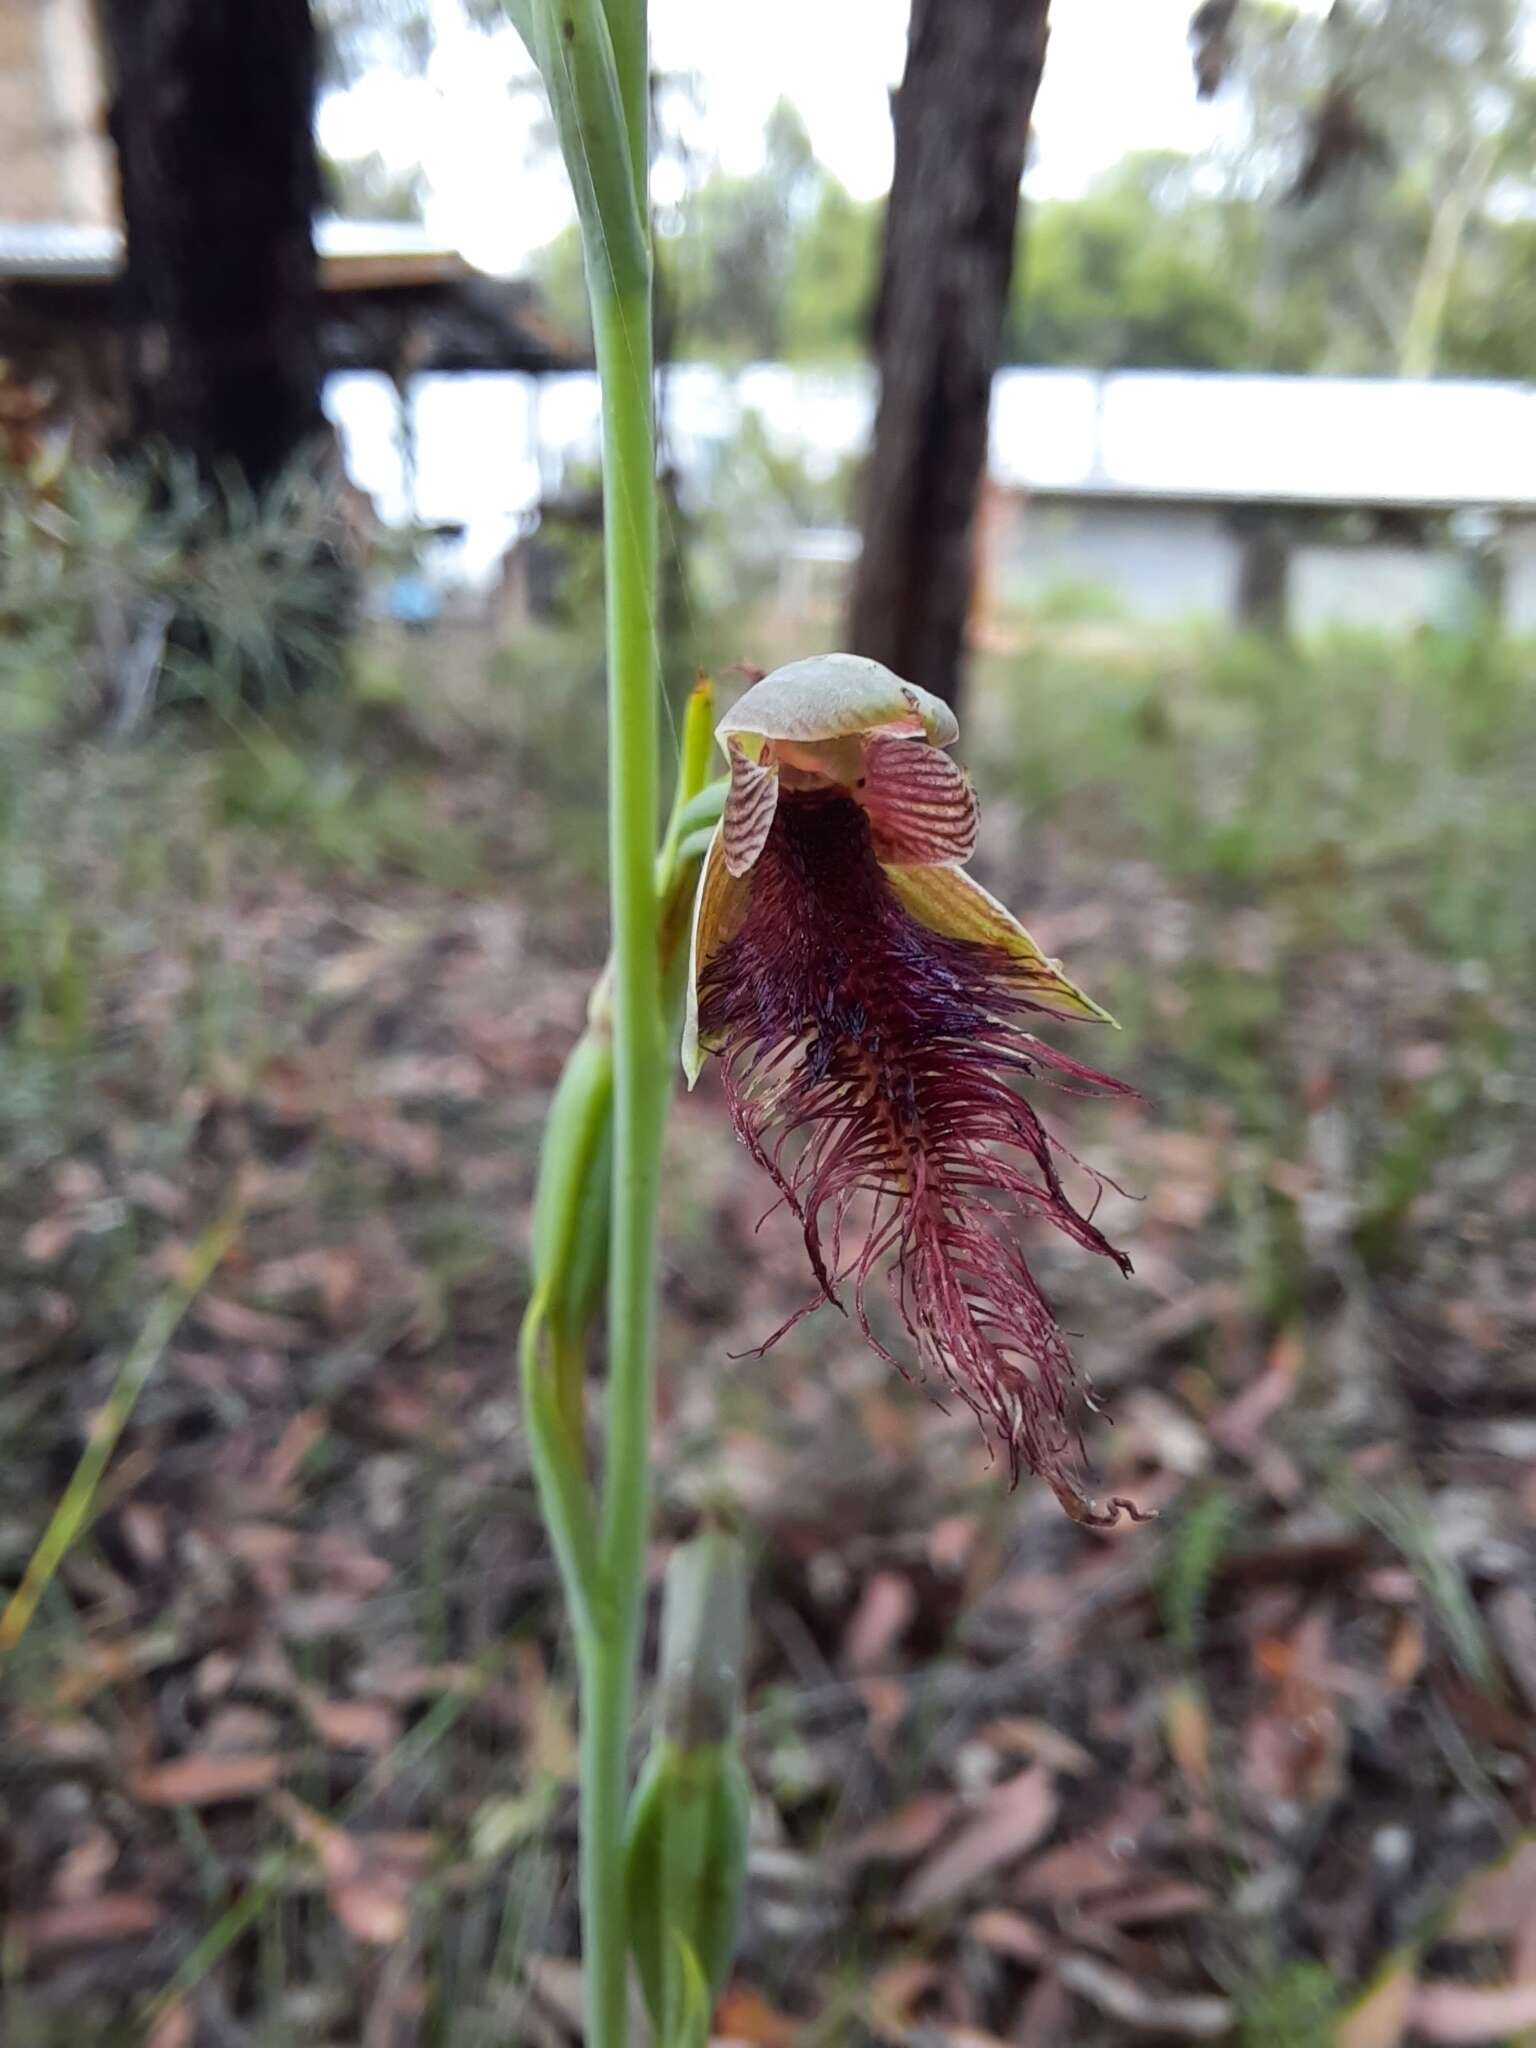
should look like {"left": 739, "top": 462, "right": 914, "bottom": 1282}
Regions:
{"left": 508, "top": 3, "right": 660, "bottom": 2040}
{"left": 582, "top": 255, "right": 662, "bottom": 2048}
{"left": 598, "top": 0, "right": 650, "bottom": 214}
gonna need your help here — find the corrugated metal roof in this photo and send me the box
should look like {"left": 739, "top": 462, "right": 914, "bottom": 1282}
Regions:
{"left": 988, "top": 369, "right": 1536, "bottom": 511}
{"left": 529, "top": 363, "right": 1536, "bottom": 513}
{"left": 0, "top": 221, "right": 120, "bottom": 278}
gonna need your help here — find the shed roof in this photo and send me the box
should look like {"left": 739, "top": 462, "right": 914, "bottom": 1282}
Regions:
{"left": 0, "top": 218, "right": 587, "bottom": 376}
{"left": 988, "top": 369, "right": 1536, "bottom": 512}
{"left": 0, "top": 217, "right": 478, "bottom": 291}
{"left": 538, "top": 363, "right": 1536, "bottom": 515}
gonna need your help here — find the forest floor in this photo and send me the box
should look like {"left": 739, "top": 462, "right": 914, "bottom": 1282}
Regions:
{"left": 1, "top": 610, "right": 1534, "bottom": 2048}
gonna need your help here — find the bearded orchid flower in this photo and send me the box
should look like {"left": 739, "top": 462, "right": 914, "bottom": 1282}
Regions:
{"left": 684, "top": 653, "right": 1144, "bottom": 1527}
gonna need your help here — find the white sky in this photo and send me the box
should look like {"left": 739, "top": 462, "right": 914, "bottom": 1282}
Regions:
{"left": 318, "top": 0, "right": 1277, "bottom": 275}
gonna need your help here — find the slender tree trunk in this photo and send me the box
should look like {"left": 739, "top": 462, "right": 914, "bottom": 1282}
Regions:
{"left": 1397, "top": 131, "right": 1497, "bottom": 380}
{"left": 101, "top": 0, "right": 323, "bottom": 489}
{"left": 848, "top": 0, "right": 1049, "bottom": 709}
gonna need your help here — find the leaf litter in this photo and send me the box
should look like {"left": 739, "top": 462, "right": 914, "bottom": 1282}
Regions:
{"left": 2, "top": 638, "right": 1535, "bottom": 2043}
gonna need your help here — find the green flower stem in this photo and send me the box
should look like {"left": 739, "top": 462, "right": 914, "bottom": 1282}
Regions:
{"left": 536, "top": 7, "right": 659, "bottom": 2040}
{"left": 580, "top": 248, "right": 664, "bottom": 2048}
{"left": 598, "top": 0, "right": 650, "bottom": 216}
{"left": 511, "top": 4, "right": 731, "bottom": 2039}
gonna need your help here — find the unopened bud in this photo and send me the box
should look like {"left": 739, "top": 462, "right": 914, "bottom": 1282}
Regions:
{"left": 625, "top": 1532, "right": 751, "bottom": 2039}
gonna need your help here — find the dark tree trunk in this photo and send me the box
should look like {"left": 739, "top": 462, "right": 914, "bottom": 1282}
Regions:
{"left": 848, "top": 0, "right": 1049, "bottom": 708}
{"left": 101, "top": 0, "right": 323, "bottom": 490}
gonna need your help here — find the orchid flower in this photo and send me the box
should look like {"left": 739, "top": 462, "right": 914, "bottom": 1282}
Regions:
{"left": 684, "top": 653, "right": 1143, "bottom": 1526}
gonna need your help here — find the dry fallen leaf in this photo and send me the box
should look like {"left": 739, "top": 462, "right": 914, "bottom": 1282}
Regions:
{"left": 1056, "top": 1953, "right": 1232, "bottom": 2037}
{"left": 864, "top": 1958, "right": 940, "bottom": 2043}
{"left": 513, "top": 1641, "right": 579, "bottom": 1783}
{"left": 967, "top": 1906, "right": 1052, "bottom": 1964}
{"left": 521, "top": 1954, "right": 587, "bottom": 2038}
{"left": 922, "top": 2029, "right": 1018, "bottom": 2048}
{"left": 840, "top": 1793, "right": 959, "bottom": 1869}
{"left": 131, "top": 1752, "right": 283, "bottom": 1806}
{"left": 1448, "top": 1834, "right": 1536, "bottom": 1942}
{"left": 262, "top": 1407, "right": 329, "bottom": 1498}
{"left": 273, "top": 1793, "right": 417, "bottom": 1946}
{"left": 894, "top": 1767, "right": 1058, "bottom": 1920}
{"left": 1085, "top": 1880, "right": 1211, "bottom": 1927}
{"left": 331, "top": 1877, "right": 411, "bottom": 1947}
{"left": 373, "top": 1052, "right": 486, "bottom": 1101}
{"left": 299, "top": 1687, "right": 401, "bottom": 1754}
{"left": 1163, "top": 1679, "right": 1214, "bottom": 1803}
{"left": 1411, "top": 1979, "right": 1536, "bottom": 2043}
{"left": 981, "top": 1716, "right": 1094, "bottom": 1777}
{"left": 1018, "top": 1789, "right": 1163, "bottom": 1904}
{"left": 23, "top": 1212, "right": 84, "bottom": 1264}
{"left": 1336, "top": 1954, "right": 1416, "bottom": 2048}
{"left": 195, "top": 1293, "right": 310, "bottom": 1349}
{"left": 1012, "top": 1971, "right": 1074, "bottom": 2048}
{"left": 146, "top": 2001, "right": 194, "bottom": 2048}
{"left": 1386, "top": 1612, "right": 1426, "bottom": 1688}
{"left": 841, "top": 1570, "right": 918, "bottom": 1675}
{"left": 334, "top": 1106, "right": 440, "bottom": 1175}
{"left": 50, "top": 1825, "right": 119, "bottom": 1901}
{"left": 712, "top": 1983, "right": 803, "bottom": 2045}
{"left": 1488, "top": 1586, "right": 1536, "bottom": 1715}
{"left": 12, "top": 1893, "right": 160, "bottom": 1951}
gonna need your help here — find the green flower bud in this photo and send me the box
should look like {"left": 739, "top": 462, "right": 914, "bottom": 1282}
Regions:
{"left": 625, "top": 1532, "right": 751, "bottom": 2043}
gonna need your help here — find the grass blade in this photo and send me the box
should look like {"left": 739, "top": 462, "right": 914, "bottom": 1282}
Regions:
{"left": 0, "top": 1196, "right": 242, "bottom": 1659}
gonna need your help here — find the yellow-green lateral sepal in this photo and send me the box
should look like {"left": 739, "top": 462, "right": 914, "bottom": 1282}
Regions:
{"left": 718, "top": 652, "right": 958, "bottom": 757}
{"left": 884, "top": 863, "right": 1117, "bottom": 1025}
{"left": 682, "top": 822, "right": 749, "bottom": 1086}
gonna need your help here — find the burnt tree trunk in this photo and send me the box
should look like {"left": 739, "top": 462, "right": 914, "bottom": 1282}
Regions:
{"left": 848, "top": 0, "right": 1049, "bottom": 708}
{"left": 101, "top": 0, "right": 323, "bottom": 491}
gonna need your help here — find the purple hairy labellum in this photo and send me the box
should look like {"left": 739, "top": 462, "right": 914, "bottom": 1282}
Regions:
{"left": 684, "top": 655, "right": 1145, "bottom": 1527}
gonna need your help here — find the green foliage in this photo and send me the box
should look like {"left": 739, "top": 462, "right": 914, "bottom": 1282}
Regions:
{"left": 1, "top": 448, "right": 352, "bottom": 721}
{"left": 1440, "top": 214, "right": 1536, "bottom": 377}
{"left": 661, "top": 100, "right": 823, "bottom": 360}
{"left": 1006, "top": 156, "right": 1274, "bottom": 371}
{"left": 321, "top": 147, "right": 427, "bottom": 221}
{"left": 536, "top": 98, "right": 879, "bottom": 365}
{"left": 534, "top": 219, "right": 595, "bottom": 349}
{"left": 525, "top": 9, "right": 1536, "bottom": 378}
{"left": 1157, "top": 1488, "right": 1243, "bottom": 1658}
{"left": 782, "top": 181, "right": 880, "bottom": 362}
{"left": 1235, "top": 1960, "right": 1340, "bottom": 2047}
{"left": 683, "top": 411, "right": 859, "bottom": 625}
{"left": 1210, "top": 0, "right": 1536, "bottom": 375}
{"left": 979, "top": 624, "right": 1536, "bottom": 1221}
{"left": 1359, "top": 1486, "right": 1500, "bottom": 1693}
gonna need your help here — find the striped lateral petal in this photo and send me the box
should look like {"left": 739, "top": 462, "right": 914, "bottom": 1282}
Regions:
{"left": 859, "top": 728, "right": 979, "bottom": 866}
{"left": 722, "top": 739, "right": 780, "bottom": 877}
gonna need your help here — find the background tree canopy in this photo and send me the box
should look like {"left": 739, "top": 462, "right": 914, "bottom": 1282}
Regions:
{"left": 522, "top": 0, "right": 1536, "bottom": 379}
